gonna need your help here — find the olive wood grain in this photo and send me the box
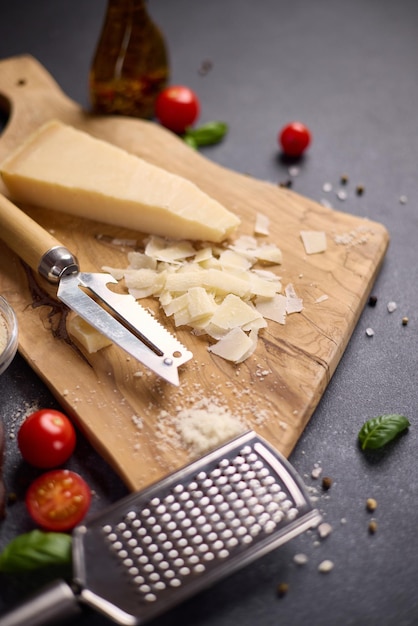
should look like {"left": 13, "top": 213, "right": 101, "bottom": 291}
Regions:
{"left": 0, "top": 55, "right": 389, "bottom": 491}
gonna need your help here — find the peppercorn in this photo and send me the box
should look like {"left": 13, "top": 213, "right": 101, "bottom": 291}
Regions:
{"left": 368, "top": 520, "right": 378, "bottom": 534}
{"left": 368, "top": 295, "right": 378, "bottom": 307}
{"left": 356, "top": 185, "right": 365, "bottom": 196}
{"left": 198, "top": 59, "right": 213, "bottom": 76}
{"left": 340, "top": 174, "right": 349, "bottom": 184}
{"left": 7, "top": 492, "right": 17, "bottom": 505}
{"left": 322, "top": 476, "right": 333, "bottom": 490}
{"left": 366, "top": 498, "right": 377, "bottom": 512}
{"left": 402, "top": 317, "right": 409, "bottom": 326}
{"left": 277, "top": 582, "right": 289, "bottom": 597}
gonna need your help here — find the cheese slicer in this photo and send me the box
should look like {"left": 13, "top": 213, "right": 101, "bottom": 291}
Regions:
{"left": 0, "top": 193, "right": 192, "bottom": 385}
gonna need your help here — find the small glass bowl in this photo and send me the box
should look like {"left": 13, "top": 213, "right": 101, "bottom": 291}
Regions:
{"left": 0, "top": 296, "right": 19, "bottom": 375}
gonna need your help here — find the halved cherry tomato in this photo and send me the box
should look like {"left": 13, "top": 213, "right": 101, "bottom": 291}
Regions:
{"left": 26, "top": 469, "right": 91, "bottom": 531}
{"left": 18, "top": 409, "right": 76, "bottom": 468}
{"left": 279, "top": 121, "right": 311, "bottom": 157}
{"left": 155, "top": 85, "right": 200, "bottom": 134}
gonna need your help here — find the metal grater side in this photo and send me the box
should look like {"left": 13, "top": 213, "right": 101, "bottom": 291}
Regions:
{"left": 73, "top": 432, "right": 321, "bottom": 625}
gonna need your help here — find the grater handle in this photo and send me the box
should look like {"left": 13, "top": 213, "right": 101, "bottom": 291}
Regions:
{"left": 0, "top": 579, "right": 82, "bottom": 626}
{"left": 0, "top": 193, "right": 79, "bottom": 282}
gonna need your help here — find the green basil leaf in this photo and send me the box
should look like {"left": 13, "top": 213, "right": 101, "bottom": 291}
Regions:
{"left": 183, "top": 121, "right": 228, "bottom": 147}
{"left": 358, "top": 414, "right": 410, "bottom": 450}
{"left": 0, "top": 530, "right": 72, "bottom": 573}
{"left": 183, "top": 134, "right": 198, "bottom": 149}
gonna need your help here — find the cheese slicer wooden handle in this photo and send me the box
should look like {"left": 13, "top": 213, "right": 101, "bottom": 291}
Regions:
{"left": 0, "top": 193, "right": 78, "bottom": 282}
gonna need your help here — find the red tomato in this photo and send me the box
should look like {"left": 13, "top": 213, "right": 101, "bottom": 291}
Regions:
{"left": 155, "top": 85, "right": 200, "bottom": 134}
{"left": 26, "top": 469, "right": 91, "bottom": 531}
{"left": 279, "top": 121, "right": 311, "bottom": 157}
{"left": 18, "top": 409, "right": 76, "bottom": 468}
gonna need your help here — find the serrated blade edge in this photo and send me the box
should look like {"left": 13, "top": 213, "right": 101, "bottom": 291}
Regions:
{"left": 58, "top": 273, "right": 192, "bottom": 385}
{"left": 77, "top": 272, "right": 193, "bottom": 367}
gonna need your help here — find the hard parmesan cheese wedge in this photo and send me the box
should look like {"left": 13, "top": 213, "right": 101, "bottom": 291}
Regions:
{"left": 67, "top": 315, "right": 112, "bottom": 353}
{"left": 0, "top": 120, "right": 240, "bottom": 243}
{"left": 300, "top": 230, "right": 327, "bottom": 254}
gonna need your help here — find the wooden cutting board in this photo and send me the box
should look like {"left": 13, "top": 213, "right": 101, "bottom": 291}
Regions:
{"left": 0, "top": 55, "right": 389, "bottom": 491}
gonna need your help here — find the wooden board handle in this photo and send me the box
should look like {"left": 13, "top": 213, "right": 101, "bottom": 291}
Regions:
{"left": 0, "top": 193, "right": 65, "bottom": 276}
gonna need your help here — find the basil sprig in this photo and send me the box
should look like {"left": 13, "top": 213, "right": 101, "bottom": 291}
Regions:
{"left": 0, "top": 530, "right": 72, "bottom": 573}
{"left": 183, "top": 121, "right": 228, "bottom": 149}
{"left": 358, "top": 414, "right": 410, "bottom": 450}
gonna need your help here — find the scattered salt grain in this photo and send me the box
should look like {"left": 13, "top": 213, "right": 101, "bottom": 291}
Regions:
{"left": 288, "top": 166, "right": 300, "bottom": 177}
{"left": 131, "top": 415, "right": 144, "bottom": 429}
{"left": 322, "top": 182, "right": 333, "bottom": 192}
{"left": 318, "top": 522, "right": 333, "bottom": 539}
{"left": 318, "top": 559, "right": 334, "bottom": 573}
{"left": 311, "top": 466, "right": 322, "bottom": 479}
{"left": 365, "top": 327, "right": 375, "bottom": 337}
{"left": 336, "top": 190, "right": 347, "bottom": 201}
{"left": 387, "top": 301, "right": 397, "bottom": 313}
{"left": 399, "top": 195, "right": 408, "bottom": 204}
{"left": 293, "top": 553, "right": 309, "bottom": 566}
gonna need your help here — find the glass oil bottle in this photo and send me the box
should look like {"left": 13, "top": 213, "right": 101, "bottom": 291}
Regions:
{"left": 89, "top": 0, "right": 169, "bottom": 118}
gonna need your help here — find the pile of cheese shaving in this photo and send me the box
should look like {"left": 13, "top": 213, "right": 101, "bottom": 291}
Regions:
{"left": 104, "top": 234, "right": 303, "bottom": 363}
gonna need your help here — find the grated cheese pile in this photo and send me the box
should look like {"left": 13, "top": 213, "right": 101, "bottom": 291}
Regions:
{"left": 103, "top": 234, "right": 303, "bottom": 364}
{"left": 167, "top": 397, "right": 246, "bottom": 454}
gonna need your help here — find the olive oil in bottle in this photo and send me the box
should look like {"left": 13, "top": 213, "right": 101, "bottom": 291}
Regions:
{"left": 89, "top": 0, "right": 169, "bottom": 118}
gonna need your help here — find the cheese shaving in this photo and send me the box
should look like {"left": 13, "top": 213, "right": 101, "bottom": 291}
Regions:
{"left": 300, "top": 230, "right": 327, "bottom": 254}
{"left": 67, "top": 315, "right": 113, "bottom": 353}
{"left": 102, "top": 234, "right": 303, "bottom": 363}
{"left": 254, "top": 212, "right": 270, "bottom": 236}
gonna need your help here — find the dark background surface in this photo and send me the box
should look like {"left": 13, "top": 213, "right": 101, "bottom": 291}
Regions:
{"left": 1, "top": 1, "right": 418, "bottom": 625}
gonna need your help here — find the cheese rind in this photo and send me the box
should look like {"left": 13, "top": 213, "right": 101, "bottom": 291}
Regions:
{"left": 0, "top": 120, "right": 240, "bottom": 243}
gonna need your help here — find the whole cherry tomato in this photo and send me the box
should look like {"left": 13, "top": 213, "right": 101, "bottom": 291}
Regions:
{"left": 279, "top": 121, "right": 311, "bottom": 157}
{"left": 155, "top": 85, "right": 200, "bottom": 134}
{"left": 25, "top": 469, "right": 91, "bottom": 531}
{"left": 18, "top": 409, "right": 76, "bottom": 468}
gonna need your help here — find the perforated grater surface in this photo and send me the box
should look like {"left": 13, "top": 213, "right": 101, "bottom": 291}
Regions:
{"left": 0, "top": 431, "right": 321, "bottom": 626}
